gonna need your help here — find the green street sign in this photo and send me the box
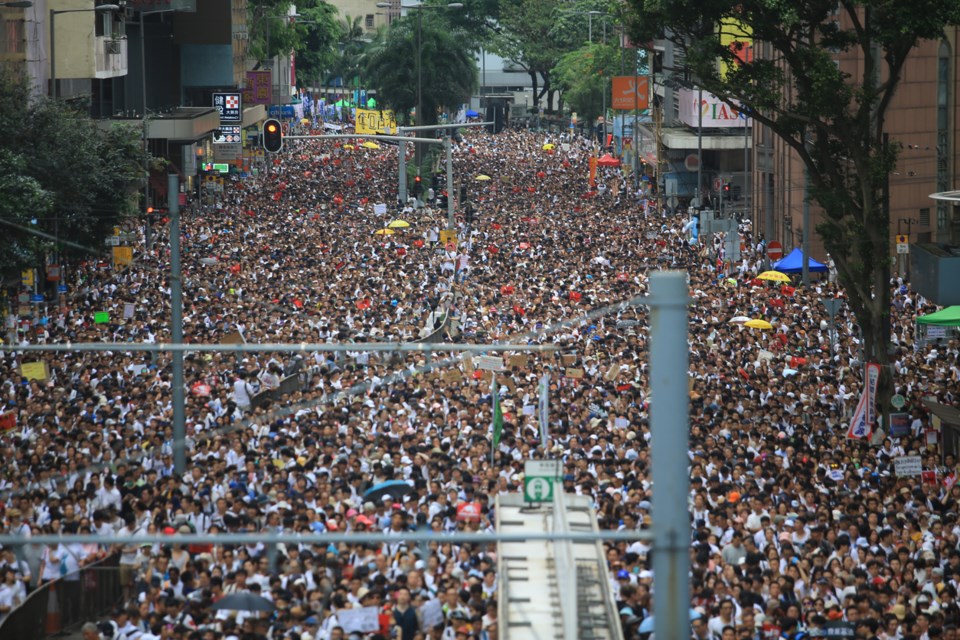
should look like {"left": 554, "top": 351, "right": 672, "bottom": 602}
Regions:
{"left": 524, "top": 476, "right": 554, "bottom": 502}
{"left": 891, "top": 394, "right": 906, "bottom": 409}
{"left": 523, "top": 459, "right": 561, "bottom": 503}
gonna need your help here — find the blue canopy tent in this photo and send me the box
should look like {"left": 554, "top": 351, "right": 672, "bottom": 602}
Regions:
{"left": 773, "top": 247, "right": 828, "bottom": 273}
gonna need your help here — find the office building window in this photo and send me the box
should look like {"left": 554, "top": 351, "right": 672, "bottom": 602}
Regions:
{"left": 0, "top": 17, "right": 24, "bottom": 55}
{"left": 919, "top": 208, "right": 930, "bottom": 227}
{"left": 937, "top": 40, "right": 950, "bottom": 232}
{"left": 366, "top": 14, "right": 374, "bottom": 28}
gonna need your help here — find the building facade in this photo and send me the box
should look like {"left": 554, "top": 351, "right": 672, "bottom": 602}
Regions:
{"left": 754, "top": 26, "right": 960, "bottom": 264}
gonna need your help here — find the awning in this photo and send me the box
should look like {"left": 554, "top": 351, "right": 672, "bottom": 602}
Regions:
{"left": 922, "top": 399, "right": 960, "bottom": 427}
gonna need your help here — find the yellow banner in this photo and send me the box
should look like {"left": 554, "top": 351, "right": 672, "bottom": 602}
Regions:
{"left": 112, "top": 246, "right": 133, "bottom": 269}
{"left": 355, "top": 109, "right": 397, "bottom": 135}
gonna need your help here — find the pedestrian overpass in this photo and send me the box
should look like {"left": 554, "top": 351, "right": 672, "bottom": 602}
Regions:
{"left": 496, "top": 492, "right": 624, "bottom": 640}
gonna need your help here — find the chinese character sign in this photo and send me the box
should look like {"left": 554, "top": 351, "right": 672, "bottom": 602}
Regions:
{"left": 242, "top": 71, "right": 272, "bottom": 106}
{"left": 355, "top": 109, "right": 398, "bottom": 135}
{"left": 213, "top": 92, "right": 242, "bottom": 122}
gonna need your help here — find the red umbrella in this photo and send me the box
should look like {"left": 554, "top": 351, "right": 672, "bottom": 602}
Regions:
{"left": 500, "top": 285, "right": 515, "bottom": 295}
{"left": 519, "top": 242, "right": 531, "bottom": 250}
{"left": 597, "top": 154, "right": 620, "bottom": 167}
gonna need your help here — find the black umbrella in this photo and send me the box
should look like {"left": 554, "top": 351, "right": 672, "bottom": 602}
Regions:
{"left": 211, "top": 592, "right": 276, "bottom": 612}
{"left": 363, "top": 479, "right": 416, "bottom": 504}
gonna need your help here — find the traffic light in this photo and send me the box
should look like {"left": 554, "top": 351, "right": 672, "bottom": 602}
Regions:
{"left": 413, "top": 174, "right": 422, "bottom": 196}
{"left": 146, "top": 206, "right": 154, "bottom": 224}
{"left": 263, "top": 119, "right": 283, "bottom": 153}
{"left": 723, "top": 182, "right": 731, "bottom": 200}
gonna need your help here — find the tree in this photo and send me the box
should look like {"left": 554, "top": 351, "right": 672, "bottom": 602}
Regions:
{"left": 0, "top": 72, "right": 141, "bottom": 276}
{"left": 489, "top": 0, "right": 566, "bottom": 111}
{"left": 492, "top": 0, "right": 619, "bottom": 111}
{"left": 365, "top": 13, "right": 477, "bottom": 125}
{"left": 292, "top": 1, "right": 343, "bottom": 90}
{"left": 625, "top": 0, "right": 960, "bottom": 422}
{"left": 247, "top": 0, "right": 300, "bottom": 69}
{"left": 553, "top": 41, "right": 620, "bottom": 124}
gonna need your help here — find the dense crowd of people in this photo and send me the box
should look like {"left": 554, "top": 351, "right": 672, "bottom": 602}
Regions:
{"left": 0, "top": 121, "right": 957, "bottom": 640}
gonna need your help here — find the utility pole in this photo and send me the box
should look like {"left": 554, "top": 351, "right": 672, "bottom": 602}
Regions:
{"left": 696, "top": 87, "right": 703, "bottom": 209}
{"left": 168, "top": 174, "right": 186, "bottom": 475}
{"left": 802, "top": 140, "right": 811, "bottom": 286}
{"left": 649, "top": 271, "right": 691, "bottom": 640}
{"left": 445, "top": 136, "right": 455, "bottom": 230}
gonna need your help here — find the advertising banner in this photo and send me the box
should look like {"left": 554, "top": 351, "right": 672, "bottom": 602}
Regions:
{"left": 355, "top": 109, "right": 397, "bottom": 134}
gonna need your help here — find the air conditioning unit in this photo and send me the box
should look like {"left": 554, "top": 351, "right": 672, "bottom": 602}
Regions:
{"left": 106, "top": 39, "right": 122, "bottom": 55}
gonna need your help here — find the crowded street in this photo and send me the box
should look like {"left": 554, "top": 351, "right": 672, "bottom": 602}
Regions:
{"left": 0, "top": 125, "right": 957, "bottom": 640}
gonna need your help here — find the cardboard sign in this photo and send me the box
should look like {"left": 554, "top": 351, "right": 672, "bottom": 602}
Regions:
{"left": 421, "top": 600, "right": 444, "bottom": 630}
{"left": 477, "top": 355, "right": 505, "bottom": 371}
{"left": 220, "top": 331, "right": 245, "bottom": 345}
{"left": 442, "top": 369, "right": 464, "bottom": 383}
{"left": 463, "top": 355, "right": 475, "bottom": 374}
{"left": 605, "top": 364, "right": 621, "bottom": 382}
{"left": 439, "top": 230, "right": 457, "bottom": 245}
{"left": 20, "top": 361, "right": 48, "bottom": 381}
{"left": 565, "top": 368, "right": 585, "bottom": 379}
{"left": 509, "top": 354, "right": 528, "bottom": 368}
{"left": 338, "top": 606, "right": 380, "bottom": 633}
{"left": 123, "top": 303, "right": 135, "bottom": 319}
{"left": 894, "top": 455, "right": 922, "bottom": 478}
{"left": 561, "top": 354, "right": 577, "bottom": 366}
{"left": 373, "top": 203, "right": 387, "bottom": 216}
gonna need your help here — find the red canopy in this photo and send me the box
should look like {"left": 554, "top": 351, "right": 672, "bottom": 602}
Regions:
{"left": 597, "top": 154, "right": 620, "bottom": 167}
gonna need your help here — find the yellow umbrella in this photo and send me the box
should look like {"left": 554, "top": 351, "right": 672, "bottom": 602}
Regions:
{"left": 362, "top": 141, "right": 380, "bottom": 149}
{"left": 373, "top": 228, "right": 395, "bottom": 236}
{"left": 744, "top": 319, "right": 773, "bottom": 330}
{"left": 757, "top": 270, "right": 791, "bottom": 282}
{"left": 343, "top": 144, "right": 356, "bottom": 150}
{"left": 300, "top": 118, "right": 310, "bottom": 125}
{"left": 542, "top": 143, "right": 556, "bottom": 150}
{"left": 475, "top": 174, "right": 492, "bottom": 181}
{"left": 388, "top": 220, "right": 410, "bottom": 229}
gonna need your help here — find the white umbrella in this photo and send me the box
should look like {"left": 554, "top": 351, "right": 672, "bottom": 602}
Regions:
{"left": 728, "top": 316, "right": 751, "bottom": 324}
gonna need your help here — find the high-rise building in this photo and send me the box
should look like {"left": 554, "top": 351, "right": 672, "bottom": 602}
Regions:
{"left": 753, "top": 26, "right": 960, "bottom": 272}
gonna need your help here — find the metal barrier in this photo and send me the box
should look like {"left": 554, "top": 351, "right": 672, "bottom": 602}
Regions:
{"left": 0, "top": 553, "right": 122, "bottom": 640}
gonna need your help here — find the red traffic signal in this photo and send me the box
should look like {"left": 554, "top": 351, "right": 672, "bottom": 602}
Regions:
{"left": 263, "top": 118, "right": 283, "bottom": 153}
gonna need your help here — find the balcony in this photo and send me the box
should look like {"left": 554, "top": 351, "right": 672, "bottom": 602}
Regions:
{"left": 94, "top": 35, "right": 127, "bottom": 78}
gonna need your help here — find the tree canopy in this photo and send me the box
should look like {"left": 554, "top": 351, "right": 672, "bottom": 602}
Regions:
{"left": 364, "top": 13, "right": 478, "bottom": 127}
{"left": 624, "top": 0, "right": 960, "bottom": 416}
{"left": 0, "top": 72, "right": 141, "bottom": 275}
{"left": 291, "top": 1, "right": 343, "bottom": 88}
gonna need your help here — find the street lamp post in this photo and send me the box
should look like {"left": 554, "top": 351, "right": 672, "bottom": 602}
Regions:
{"left": 50, "top": 4, "right": 121, "bottom": 99}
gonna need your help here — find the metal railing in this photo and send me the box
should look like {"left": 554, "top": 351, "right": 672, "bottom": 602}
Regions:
{"left": 0, "top": 553, "right": 122, "bottom": 640}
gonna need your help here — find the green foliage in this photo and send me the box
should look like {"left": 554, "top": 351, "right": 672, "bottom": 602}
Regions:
{"left": 553, "top": 41, "right": 621, "bottom": 123}
{"left": 0, "top": 72, "right": 141, "bottom": 274}
{"left": 625, "top": 0, "right": 960, "bottom": 372}
{"left": 247, "top": 0, "right": 299, "bottom": 65}
{"left": 492, "top": 0, "right": 621, "bottom": 108}
{"left": 293, "top": 1, "right": 344, "bottom": 87}
{"left": 364, "top": 14, "right": 478, "bottom": 126}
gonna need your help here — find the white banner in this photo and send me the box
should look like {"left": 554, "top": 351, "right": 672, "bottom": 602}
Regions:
{"left": 847, "top": 363, "right": 881, "bottom": 440}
